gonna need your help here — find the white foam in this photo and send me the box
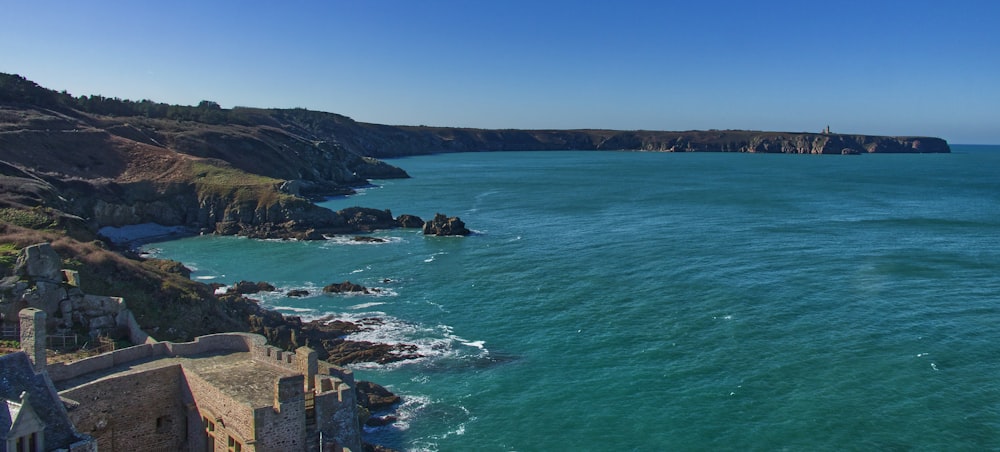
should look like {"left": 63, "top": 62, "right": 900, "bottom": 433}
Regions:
{"left": 349, "top": 302, "right": 386, "bottom": 310}
{"left": 342, "top": 316, "right": 490, "bottom": 370}
{"left": 459, "top": 340, "right": 486, "bottom": 350}
{"left": 272, "top": 306, "right": 314, "bottom": 313}
{"left": 323, "top": 235, "right": 404, "bottom": 246}
{"left": 194, "top": 276, "right": 217, "bottom": 280}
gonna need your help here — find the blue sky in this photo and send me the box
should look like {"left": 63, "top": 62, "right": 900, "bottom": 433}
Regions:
{"left": 2, "top": 1, "right": 997, "bottom": 143}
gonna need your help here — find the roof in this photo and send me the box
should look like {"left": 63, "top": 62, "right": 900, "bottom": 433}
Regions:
{"left": 0, "top": 352, "right": 82, "bottom": 448}
{"left": 54, "top": 349, "right": 300, "bottom": 409}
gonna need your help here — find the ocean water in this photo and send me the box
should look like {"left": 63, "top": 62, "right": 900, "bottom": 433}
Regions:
{"left": 144, "top": 146, "right": 1000, "bottom": 451}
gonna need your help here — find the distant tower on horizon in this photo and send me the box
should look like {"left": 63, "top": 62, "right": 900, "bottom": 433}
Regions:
{"left": 823, "top": 125, "right": 831, "bottom": 134}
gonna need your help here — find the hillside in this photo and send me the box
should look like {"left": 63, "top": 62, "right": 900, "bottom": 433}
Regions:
{"left": 0, "top": 72, "right": 951, "bottom": 344}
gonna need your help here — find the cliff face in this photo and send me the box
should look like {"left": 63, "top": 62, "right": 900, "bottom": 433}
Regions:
{"left": 0, "top": 73, "right": 952, "bottom": 242}
{"left": 0, "top": 102, "right": 406, "bottom": 238}
{"left": 340, "top": 127, "right": 950, "bottom": 156}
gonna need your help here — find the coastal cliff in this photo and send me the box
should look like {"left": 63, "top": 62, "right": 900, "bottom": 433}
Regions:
{"left": 0, "top": 72, "right": 952, "bottom": 351}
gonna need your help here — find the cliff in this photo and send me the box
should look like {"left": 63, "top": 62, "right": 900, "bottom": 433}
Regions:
{"left": 0, "top": 73, "right": 952, "bottom": 346}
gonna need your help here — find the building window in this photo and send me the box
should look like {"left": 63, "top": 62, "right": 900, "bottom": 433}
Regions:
{"left": 228, "top": 435, "right": 242, "bottom": 452}
{"left": 14, "top": 432, "right": 40, "bottom": 452}
{"left": 156, "top": 415, "right": 172, "bottom": 433}
{"left": 203, "top": 417, "right": 216, "bottom": 452}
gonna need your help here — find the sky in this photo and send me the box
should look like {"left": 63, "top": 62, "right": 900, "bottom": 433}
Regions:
{"left": 1, "top": 1, "right": 998, "bottom": 144}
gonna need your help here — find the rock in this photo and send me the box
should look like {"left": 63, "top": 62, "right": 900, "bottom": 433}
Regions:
{"left": 352, "top": 236, "right": 387, "bottom": 243}
{"left": 337, "top": 207, "right": 397, "bottom": 232}
{"left": 365, "top": 415, "right": 397, "bottom": 427}
{"left": 323, "top": 281, "right": 369, "bottom": 294}
{"left": 356, "top": 381, "right": 402, "bottom": 411}
{"left": 422, "top": 213, "right": 471, "bottom": 236}
{"left": 395, "top": 214, "right": 424, "bottom": 228}
{"left": 14, "top": 243, "right": 63, "bottom": 282}
{"left": 286, "top": 289, "right": 310, "bottom": 297}
{"left": 229, "top": 280, "right": 276, "bottom": 295}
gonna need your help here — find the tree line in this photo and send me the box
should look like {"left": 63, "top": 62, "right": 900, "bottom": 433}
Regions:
{"left": 0, "top": 72, "right": 241, "bottom": 125}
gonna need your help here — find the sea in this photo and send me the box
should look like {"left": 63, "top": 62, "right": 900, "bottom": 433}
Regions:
{"left": 143, "top": 145, "right": 1000, "bottom": 451}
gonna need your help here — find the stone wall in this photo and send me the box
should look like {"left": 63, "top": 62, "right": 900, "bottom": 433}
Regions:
{"left": 252, "top": 376, "right": 308, "bottom": 451}
{"left": 314, "top": 374, "right": 362, "bottom": 452}
{"left": 50, "top": 332, "right": 363, "bottom": 451}
{"left": 47, "top": 333, "right": 256, "bottom": 383}
{"left": 184, "top": 370, "right": 258, "bottom": 452}
{"left": 60, "top": 365, "right": 188, "bottom": 452}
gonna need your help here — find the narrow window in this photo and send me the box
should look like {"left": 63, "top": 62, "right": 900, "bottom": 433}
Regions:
{"left": 156, "top": 415, "right": 171, "bottom": 433}
{"left": 228, "top": 435, "right": 242, "bottom": 452}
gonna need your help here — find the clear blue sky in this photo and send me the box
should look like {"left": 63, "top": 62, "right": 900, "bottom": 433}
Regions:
{"left": 2, "top": 1, "right": 997, "bottom": 143}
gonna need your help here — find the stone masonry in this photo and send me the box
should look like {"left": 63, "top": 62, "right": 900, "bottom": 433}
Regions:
{"left": 49, "top": 333, "right": 363, "bottom": 452}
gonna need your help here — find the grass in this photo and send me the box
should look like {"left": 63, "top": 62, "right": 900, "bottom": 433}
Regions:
{"left": 0, "top": 242, "right": 19, "bottom": 276}
{"left": 190, "top": 161, "right": 289, "bottom": 206}
{"left": 0, "top": 207, "right": 54, "bottom": 229}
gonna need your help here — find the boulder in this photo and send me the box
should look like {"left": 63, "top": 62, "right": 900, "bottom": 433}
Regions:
{"left": 286, "top": 289, "right": 310, "bottom": 297}
{"left": 422, "top": 213, "right": 471, "bottom": 236}
{"left": 356, "top": 380, "right": 402, "bottom": 411}
{"left": 14, "top": 243, "right": 63, "bottom": 282}
{"left": 229, "top": 280, "right": 276, "bottom": 295}
{"left": 352, "top": 236, "right": 387, "bottom": 243}
{"left": 337, "top": 207, "right": 397, "bottom": 231}
{"left": 323, "top": 281, "right": 370, "bottom": 294}
{"left": 396, "top": 214, "right": 424, "bottom": 229}
{"left": 365, "top": 415, "right": 397, "bottom": 427}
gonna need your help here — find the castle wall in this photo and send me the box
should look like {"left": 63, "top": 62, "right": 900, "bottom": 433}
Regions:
{"left": 184, "top": 370, "right": 258, "bottom": 452}
{"left": 49, "top": 332, "right": 363, "bottom": 451}
{"left": 60, "top": 365, "right": 188, "bottom": 452}
{"left": 314, "top": 375, "right": 362, "bottom": 452}
{"left": 47, "top": 333, "right": 257, "bottom": 383}
{"left": 251, "top": 376, "right": 308, "bottom": 452}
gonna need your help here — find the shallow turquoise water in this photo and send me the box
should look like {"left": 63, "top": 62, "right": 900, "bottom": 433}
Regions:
{"left": 146, "top": 146, "right": 1000, "bottom": 451}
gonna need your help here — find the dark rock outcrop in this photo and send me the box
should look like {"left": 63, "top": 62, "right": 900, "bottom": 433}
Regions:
{"left": 323, "top": 280, "right": 371, "bottom": 294}
{"left": 395, "top": 214, "right": 424, "bottom": 228}
{"left": 356, "top": 380, "right": 402, "bottom": 412}
{"left": 338, "top": 207, "right": 397, "bottom": 232}
{"left": 286, "top": 289, "right": 310, "bottom": 297}
{"left": 228, "top": 280, "right": 276, "bottom": 295}
{"left": 352, "top": 236, "right": 387, "bottom": 243}
{"left": 423, "top": 213, "right": 471, "bottom": 236}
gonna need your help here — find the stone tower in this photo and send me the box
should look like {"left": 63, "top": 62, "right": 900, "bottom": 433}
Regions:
{"left": 19, "top": 308, "right": 46, "bottom": 372}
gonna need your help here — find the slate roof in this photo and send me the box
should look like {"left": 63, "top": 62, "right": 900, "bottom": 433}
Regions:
{"left": 0, "top": 352, "right": 82, "bottom": 450}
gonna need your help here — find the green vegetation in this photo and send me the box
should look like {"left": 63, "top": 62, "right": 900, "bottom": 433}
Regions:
{"left": 190, "top": 161, "right": 289, "bottom": 206}
{"left": 0, "top": 207, "right": 55, "bottom": 229}
{"left": 0, "top": 242, "right": 19, "bottom": 276}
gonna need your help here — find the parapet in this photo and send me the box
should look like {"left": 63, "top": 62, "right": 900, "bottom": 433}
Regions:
{"left": 46, "top": 333, "right": 259, "bottom": 382}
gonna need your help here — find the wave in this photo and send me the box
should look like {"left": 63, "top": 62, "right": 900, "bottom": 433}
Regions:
{"left": 348, "top": 301, "right": 386, "bottom": 310}
{"left": 322, "top": 235, "right": 405, "bottom": 246}
{"left": 424, "top": 252, "right": 447, "bottom": 263}
{"left": 337, "top": 313, "right": 491, "bottom": 371}
{"left": 271, "top": 305, "right": 315, "bottom": 313}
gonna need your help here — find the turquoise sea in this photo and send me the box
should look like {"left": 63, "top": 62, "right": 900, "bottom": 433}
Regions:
{"left": 145, "top": 145, "right": 1000, "bottom": 451}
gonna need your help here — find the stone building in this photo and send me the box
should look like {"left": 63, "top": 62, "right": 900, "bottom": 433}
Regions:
{"left": 1, "top": 242, "right": 365, "bottom": 451}
{"left": 0, "top": 311, "right": 96, "bottom": 452}
{"left": 45, "top": 330, "right": 363, "bottom": 452}
{"left": 4, "top": 307, "right": 363, "bottom": 451}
